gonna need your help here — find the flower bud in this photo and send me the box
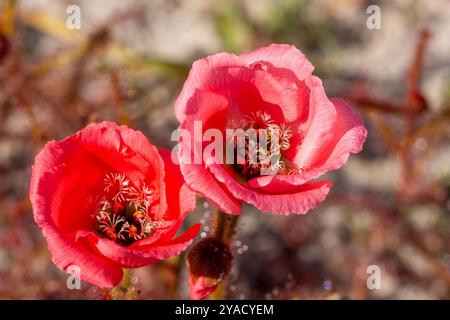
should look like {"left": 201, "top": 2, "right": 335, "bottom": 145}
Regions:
{"left": 186, "top": 237, "right": 233, "bottom": 300}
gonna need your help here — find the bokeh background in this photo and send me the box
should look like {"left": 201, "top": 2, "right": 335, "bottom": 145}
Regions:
{"left": 0, "top": 0, "right": 449, "bottom": 299}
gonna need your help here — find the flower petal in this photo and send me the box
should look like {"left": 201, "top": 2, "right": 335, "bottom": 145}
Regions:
{"left": 179, "top": 162, "right": 241, "bottom": 214}
{"left": 77, "top": 121, "right": 168, "bottom": 218}
{"left": 175, "top": 52, "right": 243, "bottom": 122}
{"left": 178, "top": 90, "right": 242, "bottom": 214}
{"left": 208, "top": 163, "right": 332, "bottom": 215}
{"left": 30, "top": 147, "right": 123, "bottom": 288}
{"left": 81, "top": 224, "right": 201, "bottom": 268}
{"left": 159, "top": 149, "right": 196, "bottom": 220}
{"left": 312, "top": 98, "right": 367, "bottom": 172}
{"left": 247, "top": 61, "right": 310, "bottom": 123}
{"left": 249, "top": 98, "right": 367, "bottom": 189}
{"left": 240, "top": 44, "right": 314, "bottom": 82}
{"left": 291, "top": 76, "right": 337, "bottom": 168}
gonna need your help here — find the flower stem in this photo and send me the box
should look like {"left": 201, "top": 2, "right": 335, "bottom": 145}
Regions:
{"left": 210, "top": 281, "right": 226, "bottom": 300}
{"left": 214, "top": 210, "right": 239, "bottom": 244}
{"left": 211, "top": 210, "right": 239, "bottom": 299}
{"left": 122, "top": 268, "right": 132, "bottom": 290}
{"left": 214, "top": 210, "right": 227, "bottom": 241}
{"left": 108, "top": 268, "right": 136, "bottom": 299}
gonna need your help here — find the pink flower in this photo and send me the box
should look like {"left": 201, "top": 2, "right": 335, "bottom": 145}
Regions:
{"left": 30, "top": 121, "right": 200, "bottom": 288}
{"left": 175, "top": 44, "right": 367, "bottom": 215}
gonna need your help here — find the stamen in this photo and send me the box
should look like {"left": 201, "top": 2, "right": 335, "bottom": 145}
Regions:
{"left": 228, "top": 111, "right": 296, "bottom": 179}
{"left": 97, "top": 212, "right": 126, "bottom": 241}
{"left": 278, "top": 123, "right": 292, "bottom": 151}
{"left": 126, "top": 182, "right": 153, "bottom": 211}
{"left": 90, "top": 173, "right": 166, "bottom": 245}
{"left": 245, "top": 111, "right": 274, "bottom": 128}
{"left": 104, "top": 173, "right": 131, "bottom": 202}
{"left": 126, "top": 224, "right": 139, "bottom": 240}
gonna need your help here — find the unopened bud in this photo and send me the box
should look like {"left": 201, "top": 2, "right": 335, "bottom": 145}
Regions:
{"left": 186, "top": 237, "right": 233, "bottom": 300}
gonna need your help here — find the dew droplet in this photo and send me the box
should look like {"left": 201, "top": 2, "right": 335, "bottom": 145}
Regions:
{"left": 200, "top": 232, "right": 207, "bottom": 238}
{"left": 414, "top": 138, "right": 427, "bottom": 151}
{"left": 323, "top": 280, "right": 333, "bottom": 291}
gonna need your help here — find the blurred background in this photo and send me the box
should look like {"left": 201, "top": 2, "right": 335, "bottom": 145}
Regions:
{"left": 0, "top": 0, "right": 449, "bottom": 299}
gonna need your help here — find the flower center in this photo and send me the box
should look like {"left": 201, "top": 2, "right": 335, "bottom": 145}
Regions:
{"left": 227, "top": 111, "right": 293, "bottom": 179}
{"left": 90, "top": 173, "right": 167, "bottom": 245}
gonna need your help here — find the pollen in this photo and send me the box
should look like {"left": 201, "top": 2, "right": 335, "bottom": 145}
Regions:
{"left": 133, "top": 210, "right": 143, "bottom": 218}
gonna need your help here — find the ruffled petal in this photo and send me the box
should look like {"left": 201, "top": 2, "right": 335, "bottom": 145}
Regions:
{"left": 291, "top": 76, "right": 337, "bottom": 168}
{"left": 249, "top": 98, "right": 367, "bottom": 189}
{"left": 175, "top": 52, "right": 243, "bottom": 122}
{"left": 311, "top": 98, "right": 367, "bottom": 172}
{"left": 30, "top": 148, "right": 123, "bottom": 288}
{"left": 76, "top": 121, "right": 168, "bottom": 218}
{"left": 208, "top": 163, "right": 332, "bottom": 215}
{"left": 221, "top": 66, "right": 308, "bottom": 123}
{"left": 240, "top": 44, "right": 314, "bottom": 82}
{"left": 176, "top": 46, "right": 312, "bottom": 124}
{"left": 79, "top": 224, "right": 201, "bottom": 268}
{"left": 179, "top": 162, "right": 241, "bottom": 214}
{"left": 246, "top": 61, "right": 310, "bottom": 123}
{"left": 43, "top": 225, "right": 123, "bottom": 288}
{"left": 158, "top": 149, "right": 196, "bottom": 220}
{"left": 177, "top": 90, "right": 242, "bottom": 214}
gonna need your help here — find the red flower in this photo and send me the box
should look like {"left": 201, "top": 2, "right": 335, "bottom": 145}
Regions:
{"left": 175, "top": 44, "right": 367, "bottom": 215}
{"left": 30, "top": 121, "right": 200, "bottom": 288}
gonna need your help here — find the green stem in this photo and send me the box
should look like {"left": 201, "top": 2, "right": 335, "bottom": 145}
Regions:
{"left": 109, "top": 268, "right": 136, "bottom": 299}
{"left": 122, "top": 268, "right": 132, "bottom": 290}
{"left": 210, "top": 281, "right": 226, "bottom": 300}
